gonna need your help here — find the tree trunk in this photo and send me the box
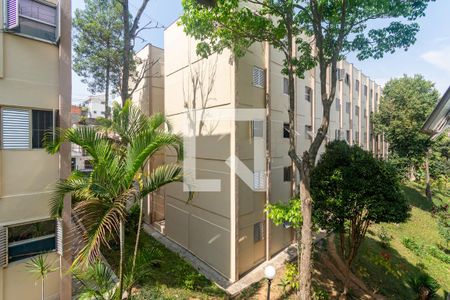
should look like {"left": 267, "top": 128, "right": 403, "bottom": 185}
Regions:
{"left": 118, "top": 220, "right": 125, "bottom": 299}
{"left": 299, "top": 161, "right": 313, "bottom": 299}
{"left": 130, "top": 197, "right": 144, "bottom": 286}
{"left": 105, "top": 61, "right": 110, "bottom": 119}
{"left": 121, "top": 0, "right": 131, "bottom": 106}
{"left": 425, "top": 149, "right": 432, "bottom": 201}
{"left": 41, "top": 279, "right": 44, "bottom": 300}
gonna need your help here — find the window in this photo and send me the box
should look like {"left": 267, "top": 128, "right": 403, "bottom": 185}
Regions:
{"left": 252, "top": 66, "right": 265, "bottom": 88}
{"left": 283, "top": 166, "right": 292, "bottom": 182}
{"left": 364, "top": 108, "right": 367, "bottom": 118}
{"left": 345, "top": 73, "right": 350, "bottom": 85}
{"left": 252, "top": 120, "right": 264, "bottom": 138}
{"left": 254, "top": 222, "right": 265, "bottom": 242}
{"left": 93, "top": 110, "right": 97, "bottom": 114}
{"left": 335, "top": 98, "right": 340, "bottom": 110}
{"left": 32, "top": 110, "right": 53, "bottom": 149}
{"left": 364, "top": 132, "right": 367, "bottom": 142}
{"left": 370, "top": 89, "right": 373, "bottom": 99}
{"left": 283, "top": 122, "right": 290, "bottom": 138}
{"left": 5, "top": 0, "right": 59, "bottom": 43}
{"left": 346, "top": 130, "right": 350, "bottom": 142}
{"left": 283, "top": 78, "right": 289, "bottom": 95}
{"left": 7, "top": 220, "right": 56, "bottom": 263}
{"left": 364, "top": 85, "right": 368, "bottom": 96}
{"left": 346, "top": 102, "right": 351, "bottom": 114}
{"left": 355, "top": 131, "right": 359, "bottom": 144}
{"left": 355, "top": 105, "right": 360, "bottom": 117}
{"left": 335, "top": 129, "right": 341, "bottom": 140}
{"left": 305, "top": 125, "right": 312, "bottom": 135}
{"left": 305, "top": 86, "right": 312, "bottom": 102}
{"left": 1, "top": 108, "right": 30, "bottom": 149}
{"left": 355, "top": 79, "right": 360, "bottom": 92}
{"left": 84, "top": 159, "right": 93, "bottom": 170}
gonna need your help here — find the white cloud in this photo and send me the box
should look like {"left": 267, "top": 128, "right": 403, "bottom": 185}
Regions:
{"left": 421, "top": 46, "right": 450, "bottom": 73}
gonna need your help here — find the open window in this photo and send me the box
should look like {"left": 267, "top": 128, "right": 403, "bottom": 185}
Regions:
{"left": 7, "top": 220, "right": 57, "bottom": 263}
{"left": 4, "top": 0, "right": 60, "bottom": 43}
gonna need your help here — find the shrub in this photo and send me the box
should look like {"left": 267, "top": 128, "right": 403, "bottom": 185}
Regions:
{"left": 402, "top": 237, "right": 426, "bottom": 257}
{"left": 427, "top": 246, "right": 450, "bottom": 264}
{"left": 378, "top": 226, "right": 393, "bottom": 248}
{"left": 279, "top": 263, "right": 299, "bottom": 292}
{"left": 407, "top": 273, "right": 440, "bottom": 300}
{"left": 313, "top": 285, "right": 330, "bottom": 300}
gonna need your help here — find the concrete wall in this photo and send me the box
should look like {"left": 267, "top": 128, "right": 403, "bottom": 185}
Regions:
{"left": 0, "top": 0, "right": 64, "bottom": 298}
{"left": 164, "top": 24, "right": 234, "bottom": 280}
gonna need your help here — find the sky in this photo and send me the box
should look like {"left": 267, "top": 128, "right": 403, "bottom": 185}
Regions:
{"left": 72, "top": 0, "right": 450, "bottom": 104}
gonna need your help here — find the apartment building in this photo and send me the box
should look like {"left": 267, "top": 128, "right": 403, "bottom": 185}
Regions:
{"left": 156, "top": 22, "right": 385, "bottom": 283}
{"left": 0, "top": 0, "right": 71, "bottom": 299}
{"left": 81, "top": 94, "right": 107, "bottom": 119}
{"left": 131, "top": 44, "right": 166, "bottom": 227}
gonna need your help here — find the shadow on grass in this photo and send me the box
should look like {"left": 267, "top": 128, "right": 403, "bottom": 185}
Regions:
{"left": 402, "top": 184, "right": 433, "bottom": 212}
{"left": 103, "top": 231, "right": 226, "bottom": 300}
{"left": 352, "top": 235, "right": 444, "bottom": 300}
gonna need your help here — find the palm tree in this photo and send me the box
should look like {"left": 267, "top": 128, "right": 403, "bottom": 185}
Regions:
{"left": 26, "top": 254, "right": 57, "bottom": 300}
{"left": 47, "top": 101, "right": 185, "bottom": 298}
{"left": 73, "top": 260, "right": 117, "bottom": 300}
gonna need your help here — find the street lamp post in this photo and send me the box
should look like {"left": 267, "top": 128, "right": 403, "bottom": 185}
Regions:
{"left": 264, "top": 264, "right": 276, "bottom": 300}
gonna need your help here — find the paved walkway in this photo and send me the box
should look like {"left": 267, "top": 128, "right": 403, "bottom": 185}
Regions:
{"left": 144, "top": 223, "right": 300, "bottom": 297}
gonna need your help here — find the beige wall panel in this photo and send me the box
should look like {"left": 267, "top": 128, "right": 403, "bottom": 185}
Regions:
{"left": 238, "top": 224, "right": 265, "bottom": 275}
{"left": 189, "top": 214, "right": 231, "bottom": 277}
{"left": 0, "top": 192, "right": 53, "bottom": 225}
{"left": 2, "top": 252, "right": 60, "bottom": 300}
{"left": 1, "top": 151, "right": 59, "bottom": 196}
{"left": 165, "top": 200, "right": 190, "bottom": 248}
{"left": 269, "top": 222, "right": 291, "bottom": 257}
{"left": 3, "top": 35, "right": 58, "bottom": 86}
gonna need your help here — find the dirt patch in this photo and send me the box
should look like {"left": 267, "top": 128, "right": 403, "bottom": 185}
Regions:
{"left": 234, "top": 236, "right": 386, "bottom": 300}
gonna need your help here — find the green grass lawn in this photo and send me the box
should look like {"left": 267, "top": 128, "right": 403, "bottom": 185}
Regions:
{"left": 352, "top": 183, "right": 449, "bottom": 299}
{"left": 103, "top": 229, "right": 226, "bottom": 299}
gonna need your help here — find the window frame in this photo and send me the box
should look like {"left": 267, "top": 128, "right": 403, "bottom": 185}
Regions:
{"left": 252, "top": 66, "right": 265, "bottom": 88}
{"left": 305, "top": 86, "right": 312, "bottom": 102}
{"left": 283, "top": 122, "right": 290, "bottom": 139}
{"left": 5, "top": 0, "right": 60, "bottom": 44}
{"left": 283, "top": 77, "right": 289, "bottom": 95}
{"left": 32, "top": 109, "right": 54, "bottom": 149}
{"left": 283, "top": 166, "right": 292, "bottom": 182}
{"left": 7, "top": 219, "right": 56, "bottom": 263}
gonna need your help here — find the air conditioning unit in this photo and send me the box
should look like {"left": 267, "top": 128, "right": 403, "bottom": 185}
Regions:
{"left": 337, "top": 68, "right": 346, "bottom": 81}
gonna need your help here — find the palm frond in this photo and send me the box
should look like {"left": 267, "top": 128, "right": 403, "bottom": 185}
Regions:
{"left": 140, "top": 164, "right": 185, "bottom": 197}
{"left": 72, "top": 191, "right": 130, "bottom": 266}
{"left": 50, "top": 173, "right": 92, "bottom": 218}
{"left": 124, "top": 132, "right": 183, "bottom": 186}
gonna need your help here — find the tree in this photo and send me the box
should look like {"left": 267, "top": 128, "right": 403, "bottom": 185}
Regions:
{"left": 46, "top": 101, "right": 184, "bottom": 298}
{"left": 311, "top": 141, "right": 409, "bottom": 291}
{"left": 372, "top": 75, "right": 439, "bottom": 198}
{"left": 180, "top": 1, "right": 431, "bottom": 297}
{"left": 116, "top": 0, "right": 163, "bottom": 105}
{"left": 26, "top": 255, "right": 57, "bottom": 300}
{"left": 73, "top": 0, "right": 123, "bottom": 118}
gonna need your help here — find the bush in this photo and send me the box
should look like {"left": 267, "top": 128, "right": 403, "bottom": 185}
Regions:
{"left": 407, "top": 273, "right": 440, "bottom": 300}
{"left": 279, "top": 263, "right": 299, "bottom": 292}
{"left": 313, "top": 285, "right": 330, "bottom": 300}
{"left": 402, "top": 237, "right": 426, "bottom": 257}
{"left": 378, "top": 226, "right": 393, "bottom": 248}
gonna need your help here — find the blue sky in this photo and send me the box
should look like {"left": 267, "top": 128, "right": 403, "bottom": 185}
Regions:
{"left": 72, "top": 0, "right": 450, "bottom": 103}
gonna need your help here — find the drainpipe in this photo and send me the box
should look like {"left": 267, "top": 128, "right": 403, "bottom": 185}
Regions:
{"left": 58, "top": 0, "right": 73, "bottom": 299}
{"left": 264, "top": 41, "right": 272, "bottom": 261}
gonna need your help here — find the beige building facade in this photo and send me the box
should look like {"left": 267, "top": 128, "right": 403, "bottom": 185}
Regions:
{"left": 0, "top": 0, "right": 71, "bottom": 299}
{"left": 135, "top": 22, "right": 387, "bottom": 283}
